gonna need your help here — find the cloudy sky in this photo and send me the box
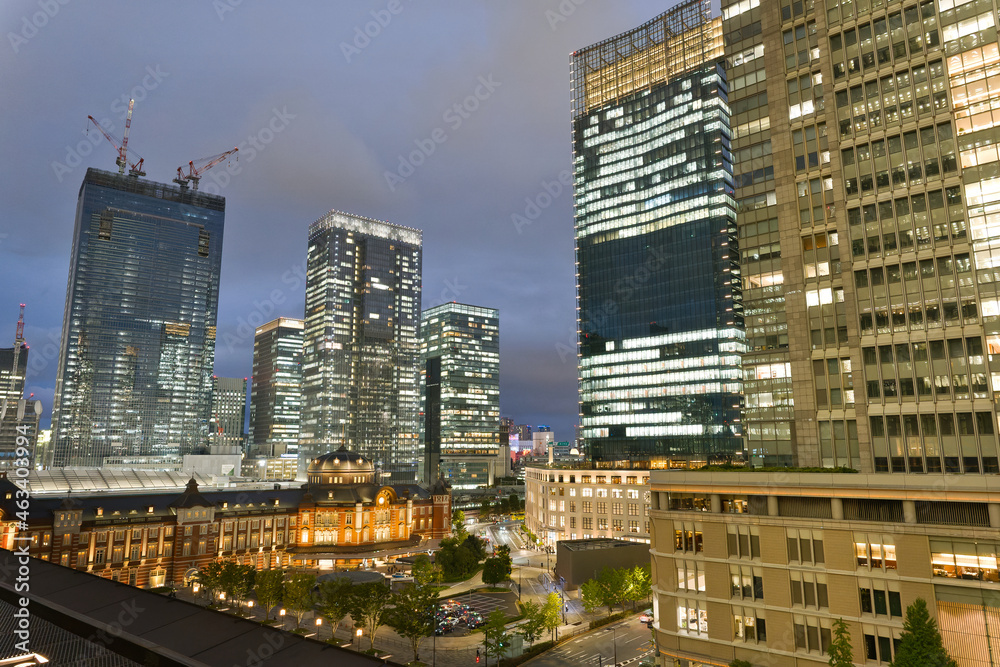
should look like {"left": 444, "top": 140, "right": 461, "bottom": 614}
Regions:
{"left": 0, "top": 1, "right": 673, "bottom": 442}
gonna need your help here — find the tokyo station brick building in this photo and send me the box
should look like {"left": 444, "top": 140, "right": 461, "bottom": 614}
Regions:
{"left": 0, "top": 447, "right": 451, "bottom": 588}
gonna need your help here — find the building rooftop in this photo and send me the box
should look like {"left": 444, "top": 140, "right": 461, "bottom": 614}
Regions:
{"left": 558, "top": 538, "right": 646, "bottom": 552}
{"left": 0, "top": 548, "right": 399, "bottom": 666}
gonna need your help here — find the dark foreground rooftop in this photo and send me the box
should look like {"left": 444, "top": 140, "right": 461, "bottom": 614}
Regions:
{"left": 0, "top": 549, "right": 401, "bottom": 666}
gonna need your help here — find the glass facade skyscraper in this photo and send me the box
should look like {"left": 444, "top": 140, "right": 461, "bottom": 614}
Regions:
{"left": 573, "top": 1, "right": 745, "bottom": 468}
{"left": 420, "top": 302, "right": 500, "bottom": 487}
{"left": 249, "top": 317, "right": 303, "bottom": 457}
{"left": 300, "top": 210, "right": 422, "bottom": 483}
{"left": 51, "top": 168, "right": 225, "bottom": 467}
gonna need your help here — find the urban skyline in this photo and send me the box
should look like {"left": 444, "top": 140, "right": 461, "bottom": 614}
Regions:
{"left": 0, "top": 3, "right": 678, "bottom": 444}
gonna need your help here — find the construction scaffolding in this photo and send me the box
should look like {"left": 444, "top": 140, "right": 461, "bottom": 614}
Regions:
{"left": 570, "top": 0, "right": 723, "bottom": 119}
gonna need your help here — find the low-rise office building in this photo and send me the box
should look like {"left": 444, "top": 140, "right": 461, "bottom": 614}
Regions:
{"left": 649, "top": 470, "right": 1000, "bottom": 667}
{"left": 524, "top": 465, "right": 651, "bottom": 547}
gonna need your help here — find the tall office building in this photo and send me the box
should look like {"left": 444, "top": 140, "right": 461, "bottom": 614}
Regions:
{"left": 300, "top": 210, "right": 422, "bottom": 483}
{"left": 420, "top": 302, "right": 500, "bottom": 487}
{"left": 51, "top": 168, "right": 225, "bottom": 467}
{"left": 0, "top": 306, "right": 40, "bottom": 471}
{"left": 645, "top": 1, "right": 1000, "bottom": 665}
{"left": 209, "top": 376, "right": 247, "bottom": 452}
{"left": 249, "top": 317, "right": 304, "bottom": 457}
{"left": 573, "top": 1, "right": 744, "bottom": 469}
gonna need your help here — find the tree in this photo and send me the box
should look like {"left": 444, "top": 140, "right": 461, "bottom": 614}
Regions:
{"left": 480, "top": 608, "right": 513, "bottom": 667}
{"left": 479, "top": 496, "right": 494, "bottom": 519}
{"left": 436, "top": 534, "right": 488, "bottom": 580}
{"left": 482, "top": 556, "right": 509, "bottom": 586}
{"left": 516, "top": 600, "right": 546, "bottom": 648}
{"left": 348, "top": 581, "right": 393, "bottom": 650}
{"left": 386, "top": 582, "right": 437, "bottom": 663}
{"left": 253, "top": 568, "right": 284, "bottom": 620}
{"left": 580, "top": 578, "right": 606, "bottom": 614}
{"left": 316, "top": 577, "right": 354, "bottom": 635}
{"left": 890, "top": 598, "right": 957, "bottom": 667}
{"left": 827, "top": 618, "right": 854, "bottom": 667}
{"left": 219, "top": 561, "right": 256, "bottom": 612}
{"left": 508, "top": 493, "right": 521, "bottom": 513}
{"left": 496, "top": 497, "right": 510, "bottom": 515}
{"left": 580, "top": 567, "right": 629, "bottom": 614}
{"left": 626, "top": 565, "right": 652, "bottom": 609}
{"left": 412, "top": 553, "right": 441, "bottom": 586}
{"left": 282, "top": 572, "right": 316, "bottom": 629}
{"left": 541, "top": 592, "right": 561, "bottom": 641}
{"left": 452, "top": 509, "right": 467, "bottom": 537}
{"left": 194, "top": 560, "right": 224, "bottom": 602}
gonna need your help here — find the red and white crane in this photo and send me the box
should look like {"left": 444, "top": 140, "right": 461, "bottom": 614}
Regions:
{"left": 87, "top": 98, "right": 145, "bottom": 177}
{"left": 173, "top": 147, "right": 238, "bottom": 190}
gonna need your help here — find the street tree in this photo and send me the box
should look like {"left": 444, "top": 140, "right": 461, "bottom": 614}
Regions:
{"left": 890, "top": 598, "right": 957, "bottom": 667}
{"left": 282, "top": 572, "right": 317, "bottom": 629}
{"left": 386, "top": 582, "right": 438, "bottom": 663}
{"left": 508, "top": 493, "right": 521, "bottom": 512}
{"left": 194, "top": 561, "right": 224, "bottom": 602}
{"left": 515, "top": 599, "right": 546, "bottom": 648}
{"left": 480, "top": 608, "right": 513, "bottom": 667}
{"left": 541, "top": 591, "right": 562, "bottom": 641}
{"left": 348, "top": 581, "right": 393, "bottom": 650}
{"left": 452, "top": 509, "right": 466, "bottom": 536}
{"left": 828, "top": 618, "right": 854, "bottom": 667}
{"left": 253, "top": 568, "right": 284, "bottom": 620}
{"left": 627, "top": 565, "right": 652, "bottom": 609}
{"left": 316, "top": 577, "right": 354, "bottom": 635}
{"left": 219, "top": 561, "right": 256, "bottom": 612}
{"left": 412, "top": 553, "right": 441, "bottom": 586}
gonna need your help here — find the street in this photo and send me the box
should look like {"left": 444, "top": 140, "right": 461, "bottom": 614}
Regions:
{"left": 526, "top": 618, "right": 654, "bottom": 667}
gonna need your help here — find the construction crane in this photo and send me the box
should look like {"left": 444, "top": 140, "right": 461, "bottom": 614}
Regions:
{"left": 87, "top": 98, "right": 145, "bottom": 176}
{"left": 173, "top": 147, "right": 238, "bottom": 190}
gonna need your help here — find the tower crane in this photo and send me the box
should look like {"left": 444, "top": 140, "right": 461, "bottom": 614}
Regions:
{"left": 87, "top": 98, "right": 145, "bottom": 176}
{"left": 173, "top": 147, "right": 238, "bottom": 190}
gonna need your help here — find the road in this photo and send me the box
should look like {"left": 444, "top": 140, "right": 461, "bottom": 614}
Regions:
{"left": 526, "top": 618, "right": 654, "bottom": 667}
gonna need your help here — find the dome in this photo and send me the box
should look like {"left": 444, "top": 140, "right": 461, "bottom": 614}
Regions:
{"left": 308, "top": 447, "right": 375, "bottom": 475}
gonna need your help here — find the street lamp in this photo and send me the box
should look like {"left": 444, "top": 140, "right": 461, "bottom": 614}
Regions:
{"left": 612, "top": 625, "right": 618, "bottom": 666}
{"left": 355, "top": 627, "right": 363, "bottom": 650}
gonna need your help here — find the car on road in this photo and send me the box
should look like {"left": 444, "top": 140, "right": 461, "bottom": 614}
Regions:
{"left": 639, "top": 610, "right": 652, "bottom": 623}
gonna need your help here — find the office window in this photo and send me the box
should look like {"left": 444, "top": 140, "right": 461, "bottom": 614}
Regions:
{"left": 790, "top": 572, "right": 828, "bottom": 608}
{"left": 733, "top": 607, "right": 768, "bottom": 643}
{"left": 788, "top": 529, "right": 825, "bottom": 564}
{"left": 854, "top": 534, "right": 896, "bottom": 570}
{"left": 678, "top": 599, "right": 709, "bottom": 636}
{"left": 674, "top": 522, "right": 704, "bottom": 553}
{"left": 678, "top": 560, "right": 706, "bottom": 592}
{"left": 727, "top": 525, "right": 761, "bottom": 558}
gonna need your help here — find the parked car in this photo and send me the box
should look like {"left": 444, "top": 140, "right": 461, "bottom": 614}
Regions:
{"left": 639, "top": 610, "right": 653, "bottom": 623}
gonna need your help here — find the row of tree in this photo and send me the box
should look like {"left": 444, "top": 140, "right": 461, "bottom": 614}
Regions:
{"left": 579, "top": 565, "right": 651, "bottom": 615}
{"left": 730, "top": 598, "right": 956, "bottom": 667}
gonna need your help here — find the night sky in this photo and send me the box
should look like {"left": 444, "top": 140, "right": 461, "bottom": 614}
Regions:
{"left": 0, "top": 1, "right": 673, "bottom": 442}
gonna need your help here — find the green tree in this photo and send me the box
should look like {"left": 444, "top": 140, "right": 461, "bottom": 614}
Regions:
{"left": 348, "top": 581, "right": 393, "bottom": 650}
{"left": 580, "top": 567, "right": 629, "bottom": 614}
{"left": 828, "top": 618, "right": 854, "bottom": 667}
{"left": 580, "top": 578, "right": 606, "bottom": 614}
{"left": 496, "top": 497, "right": 510, "bottom": 515}
{"left": 480, "top": 608, "right": 513, "bottom": 667}
{"left": 316, "top": 577, "right": 354, "bottom": 635}
{"left": 626, "top": 565, "right": 652, "bottom": 609}
{"left": 508, "top": 493, "right": 521, "bottom": 512}
{"left": 515, "top": 600, "right": 546, "bottom": 648}
{"left": 452, "top": 509, "right": 467, "bottom": 536}
{"left": 541, "top": 591, "right": 561, "bottom": 641}
{"left": 253, "top": 568, "right": 284, "bottom": 620}
{"left": 386, "top": 582, "right": 438, "bottom": 663}
{"left": 194, "top": 560, "right": 224, "bottom": 602}
{"left": 479, "top": 496, "right": 494, "bottom": 519}
{"left": 282, "top": 572, "right": 317, "bottom": 629}
{"left": 220, "top": 561, "right": 256, "bottom": 612}
{"left": 412, "top": 553, "right": 441, "bottom": 586}
{"left": 890, "top": 598, "right": 957, "bottom": 667}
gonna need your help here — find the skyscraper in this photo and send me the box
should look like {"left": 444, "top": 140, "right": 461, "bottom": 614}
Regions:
{"left": 420, "top": 302, "right": 500, "bottom": 487}
{"left": 300, "top": 210, "right": 422, "bottom": 483}
{"left": 51, "top": 168, "right": 225, "bottom": 467}
{"left": 209, "top": 376, "right": 247, "bottom": 452}
{"left": 573, "top": 1, "right": 744, "bottom": 469}
{"left": 0, "top": 306, "right": 39, "bottom": 471}
{"left": 249, "top": 317, "right": 303, "bottom": 457}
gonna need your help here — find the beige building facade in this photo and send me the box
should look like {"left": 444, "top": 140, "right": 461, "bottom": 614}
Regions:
{"left": 650, "top": 470, "right": 1000, "bottom": 666}
{"left": 525, "top": 465, "right": 651, "bottom": 548}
